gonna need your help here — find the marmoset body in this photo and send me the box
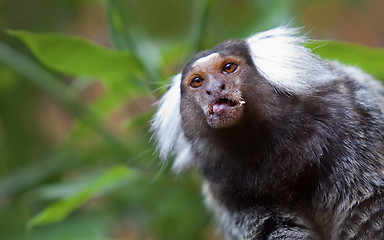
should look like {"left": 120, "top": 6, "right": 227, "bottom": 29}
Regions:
{"left": 151, "top": 27, "right": 384, "bottom": 240}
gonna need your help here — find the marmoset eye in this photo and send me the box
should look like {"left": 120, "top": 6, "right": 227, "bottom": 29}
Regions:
{"left": 223, "top": 63, "right": 238, "bottom": 74}
{"left": 190, "top": 77, "right": 203, "bottom": 88}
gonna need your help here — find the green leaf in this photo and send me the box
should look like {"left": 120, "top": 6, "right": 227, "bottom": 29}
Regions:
{"left": 27, "top": 165, "right": 136, "bottom": 229}
{"left": 0, "top": 151, "right": 75, "bottom": 199}
{"left": 307, "top": 41, "right": 384, "bottom": 80}
{"left": 8, "top": 30, "right": 143, "bottom": 79}
{"left": 107, "top": 0, "right": 135, "bottom": 50}
{"left": 106, "top": 0, "right": 161, "bottom": 84}
{"left": 188, "top": 0, "right": 212, "bottom": 54}
{"left": 0, "top": 41, "right": 134, "bottom": 155}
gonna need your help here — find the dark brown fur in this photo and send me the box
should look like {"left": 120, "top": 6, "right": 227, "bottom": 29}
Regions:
{"left": 179, "top": 40, "right": 384, "bottom": 239}
{"left": 153, "top": 30, "right": 384, "bottom": 239}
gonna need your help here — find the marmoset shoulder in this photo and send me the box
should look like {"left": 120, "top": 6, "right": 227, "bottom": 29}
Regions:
{"left": 151, "top": 27, "right": 384, "bottom": 240}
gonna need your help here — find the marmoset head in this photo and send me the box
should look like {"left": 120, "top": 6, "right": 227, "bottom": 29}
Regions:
{"left": 152, "top": 27, "right": 336, "bottom": 171}
{"left": 180, "top": 40, "right": 254, "bottom": 129}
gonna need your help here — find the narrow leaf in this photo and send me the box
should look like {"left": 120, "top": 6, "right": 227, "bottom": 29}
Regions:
{"left": 188, "top": 0, "right": 213, "bottom": 54}
{"left": 106, "top": 0, "right": 161, "bottom": 84}
{"left": 0, "top": 152, "right": 75, "bottom": 199}
{"left": 8, "top": 30, "right": 143, "bottom": 78}
{"left": 27, "top": 165, "right": 136, "bottom": 229}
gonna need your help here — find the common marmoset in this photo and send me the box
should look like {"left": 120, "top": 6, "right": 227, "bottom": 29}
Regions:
{"left": 151, "top": 27, "right": 384, "bottom": 240}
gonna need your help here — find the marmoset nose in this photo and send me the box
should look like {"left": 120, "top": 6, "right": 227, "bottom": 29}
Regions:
{"left": 206, "top": 80, "right": 226, "bottom": 96}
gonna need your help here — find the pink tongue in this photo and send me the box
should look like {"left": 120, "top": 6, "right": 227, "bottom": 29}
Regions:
{"left": 213, "top": 102, "right": 228, "bottom": 113}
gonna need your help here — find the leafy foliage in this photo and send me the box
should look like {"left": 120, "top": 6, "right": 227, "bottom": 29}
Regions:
{"left": 0, "top": 0, "right": 383, "bottom": 240}
{"left": 8, "top": 30, "right": 143, "bottom": 79}
{"left": 27, "top": 165, "right": 136, "bottom": 229}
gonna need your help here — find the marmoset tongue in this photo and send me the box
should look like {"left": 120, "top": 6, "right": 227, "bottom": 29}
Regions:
{"left": 213, "top": 102, "right": 229, "bottom": 113}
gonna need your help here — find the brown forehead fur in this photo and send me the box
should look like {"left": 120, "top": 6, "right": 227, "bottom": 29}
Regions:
{"left": 184, "top": 53, "right": 245, "bottom": 84}
{"left": 181, "top": 39, "right": 254, "bottom": 82}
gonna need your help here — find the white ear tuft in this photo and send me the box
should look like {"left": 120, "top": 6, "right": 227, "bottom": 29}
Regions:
{"left": 151, "top": 74, "right": 193, "bottom": 171}
{"left": 151, "top": 74, "right": 182, "bottom": 159}
{"left": 246, "top": 27, "right": 336, "bottom": 94}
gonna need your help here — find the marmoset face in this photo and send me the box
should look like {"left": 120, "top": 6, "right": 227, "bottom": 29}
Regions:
{"left": 178, "top": 40, "right": 262, "bottom": 129}
{"left": 181, "top": 52, "right": 246, "bottom": 128}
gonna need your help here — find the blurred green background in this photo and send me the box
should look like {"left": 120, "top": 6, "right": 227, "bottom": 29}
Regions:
{"left": 0, "top": 0, "right": 383, "bottom": 239}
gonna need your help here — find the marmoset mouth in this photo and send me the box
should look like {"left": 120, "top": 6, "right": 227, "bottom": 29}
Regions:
{"left": 212, "top": 98, "right": 238, "bottom": 113}
{"left": 207, "top": 96, "right": 245, "bottom": 128}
